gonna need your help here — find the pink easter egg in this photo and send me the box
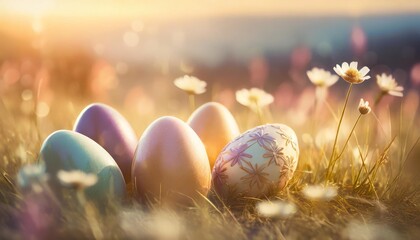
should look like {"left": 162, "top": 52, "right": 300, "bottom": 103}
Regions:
{"left": 132, "top": 116, "right": 211, "bottom": 207}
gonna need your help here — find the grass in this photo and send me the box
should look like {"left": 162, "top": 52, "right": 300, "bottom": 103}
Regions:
{"left": 0, "top": 80, "right": 420, "bottom": 239}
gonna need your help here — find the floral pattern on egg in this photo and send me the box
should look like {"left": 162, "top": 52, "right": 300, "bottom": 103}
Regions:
{"left": 212, "top": 124, "right": 299, "bottom": 199}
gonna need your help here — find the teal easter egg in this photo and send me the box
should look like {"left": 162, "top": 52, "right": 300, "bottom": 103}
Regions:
{"left": 39, "top": 130, "right": 126, "bottom": 203}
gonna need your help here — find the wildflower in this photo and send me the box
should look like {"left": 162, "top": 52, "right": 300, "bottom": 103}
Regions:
{"left": 327, "top": 61, "right": 370, "bottom": 179}
{"left": 376, "top": 73, "right": 403, "bottom": 97}
{"left": 256, "top": 200, "right": 297, "bottom": 218}
{"left": 333, "top": 61, "right": 370, "bottom": 84}
{"left": 121, "top": 210, "right": 183, "bottom": 239}
{"left": 58, "top": 170, "right": 102, "bottom": 239}
{"left": 57, "top": 170, "right": 98, "bottom": 190}
{"left": 174, "top": 75, "right": 206, "bottom": 111}
{"left": 174, "top": 75, "right": 207, "bottom": 95}
{"left": 236, "top": 88, "right": 273, "bottom": 111}
{"left": 236, "top": 88, "right": 273, "bottom": 124}
{"left": 307, "top": 67, "right": 338, "bottom": 87}
{"left": 342, "top": 221, "right": 400, "bottom": 240}
{"left": 17, "top": 164, "right": 49, "bottom": 193}
{"left": 358, "top": 98, "right": 371, "bottom": 115}
{"left": 302, "top": 185, "right": 337, "bottom": 201}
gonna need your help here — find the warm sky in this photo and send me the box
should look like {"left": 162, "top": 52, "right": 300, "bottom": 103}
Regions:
{"left": 1, "top": 0, "right": 420, "bottom": 19}
{"left": 1, "top": 0, "right": 419, "bottom": 42}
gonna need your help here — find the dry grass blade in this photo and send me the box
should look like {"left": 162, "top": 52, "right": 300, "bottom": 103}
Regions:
{"left": 196, "top": 191, "right": 226, "bottom": 221}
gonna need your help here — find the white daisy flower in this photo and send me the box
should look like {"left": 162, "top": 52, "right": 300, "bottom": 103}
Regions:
{"left": 57, "top": 170, "right": 98, "bottom": 190}
{"left": 358, "top": 98, "right": 371, "bottom": 115}
{"left": 236, "top": 88, "right": 274, "bottom": 112}
{"left": 174, "top": 75, "right": 207, "bottom": 95}
{"left": 307, "top": 67, "right": 339, "bottom": 88}
{"left": 376, "top": 73, "right": 404, "bottom": 97}
{"left": 256, "top": 200, "right": 297, "bottom": 218}
{"left": 17, "top": 164, "right": 49, "bottom": 192}
{"left": 333, "top": 61, "right": 370, "bottom": 84}
{"left": 302, "top": 185, "right": 338, "bottom": 201}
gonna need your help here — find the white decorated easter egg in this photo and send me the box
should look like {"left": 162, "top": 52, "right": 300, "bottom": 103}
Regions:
{"left": 132, "top": 116, "right": 211, "bottom": 207}
{"left": 187, "top": 102, "right": 240, "bottom": 169}
{"left": 73, "top": 103, "right": 137, "bottom": 183}
{"left": 212, "top": 124, "right": 299, "bottom": 200}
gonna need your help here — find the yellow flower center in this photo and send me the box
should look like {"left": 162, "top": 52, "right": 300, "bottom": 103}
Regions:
{"left": 316, "top": 79, "right": 325, "bottom": 87}
{"left": 343, "top": 68, "right": 361, "bottom": 83}
{"left": 249, "top": 95, "right": 260, "bottom": 103}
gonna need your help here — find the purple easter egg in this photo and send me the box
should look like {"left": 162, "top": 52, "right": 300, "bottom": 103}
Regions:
{"left": 73, "top": 103, "right": 137, "bottom": 182}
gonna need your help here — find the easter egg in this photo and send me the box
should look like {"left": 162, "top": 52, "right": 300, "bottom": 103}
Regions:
{"left": 132, "top": 116, "right": 211, "bottom": 206}
{"left": 187, "top": 102, "right": 240, "bottom": 169}
{"left": 212, "top": 124, "right": 299, "bottom": 200}
{"left": 39, "top": 130, "right": 126, "bottom": 202}
{"left": 73, "top": 103, "right": 137, "bottom": 182}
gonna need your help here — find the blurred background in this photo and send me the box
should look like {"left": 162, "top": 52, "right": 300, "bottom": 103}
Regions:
{"left": 0, "top": 0, "right": 420, "bottom": 128}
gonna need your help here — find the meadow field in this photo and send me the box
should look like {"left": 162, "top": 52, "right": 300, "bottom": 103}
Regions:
{"left": 1, "top": 1, "right": 420, "bottom": 239}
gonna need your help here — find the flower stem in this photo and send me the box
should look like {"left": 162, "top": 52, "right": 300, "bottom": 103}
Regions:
{"left": 256, "top": 107, "right": 264, "bottom": 125}
{"left": 253, "top": 100, "right": 264, "bottom": 125}
{"left": 330, "top": 114, "right": 362, "bottom": 174}
{"left": 353, "top": 156, "right": 366, "bottom": 189}
{"left": 326, "top": 83, "right": 353, "bottom": 180}
{"left": 374, "top": 91, "right": 386, "bottom": 106}
{"left": 77, "top": 190, "right": 103, "bottom": 240}
{"left": 188, "top": 94, "right": 195, "bottom": 112}
{"left": 315, "top": 87, "right": 327, "bottom": 111}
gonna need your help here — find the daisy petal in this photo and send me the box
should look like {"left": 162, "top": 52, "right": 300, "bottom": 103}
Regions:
{"left": 359, "top": 66, "right": 370, "bottom": 77}
{"left": 350, "top": 61, "right": 358, "bottom": 69}
{"left": 307, "top": 71, "right": 313, "bottom": 78}
{"left": 334, "top": 66, "right": 345, "bottom": 76}
{"left": 342, "top": 62, "right": 349, "bottom": 71}
{"left": 333, "top": 66, "right": 340, "bottom": 75}
{"left": 389, "top": 91, "right": 403, "bottom": 97}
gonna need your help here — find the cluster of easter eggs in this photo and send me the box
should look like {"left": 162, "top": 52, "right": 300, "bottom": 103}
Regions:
{"left": 37, "top": 102, "right": 299, "bottom": 206}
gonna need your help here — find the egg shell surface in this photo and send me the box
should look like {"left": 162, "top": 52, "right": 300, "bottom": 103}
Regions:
{"left": 212, "top": 124, "right": 299, "bottom": 200}
{"left": 39, "top": 130, "right": 126, "bottom": 202}
{"left": 73, "top": 103, "right": 137, "bottom": 182}
{"left": 187, "top": 102, "right": 240, "bottom": 169}
{"left": 132, "top": 116, "right": 211, "bottom": 207}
